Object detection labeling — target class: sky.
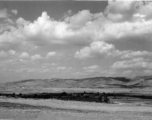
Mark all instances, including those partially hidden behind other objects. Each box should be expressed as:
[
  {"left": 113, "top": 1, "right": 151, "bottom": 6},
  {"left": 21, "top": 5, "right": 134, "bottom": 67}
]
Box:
[{"left": 0, "top": 0, "right": 152, "bottom": 82}]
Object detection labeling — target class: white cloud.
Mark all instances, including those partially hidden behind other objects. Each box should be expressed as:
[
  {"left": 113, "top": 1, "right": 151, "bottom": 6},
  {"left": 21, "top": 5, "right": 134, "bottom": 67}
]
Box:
[
  {"left": 0, "top": 9, "right": 8, "bottom": 18},
  {"left": 137, "top": 1, "right": 152, "bottom": 20},
  {"left": 104, "top": 0, "right": 152, "bottom": 22},
  {"left": 112, "top": 58, "right": 152, "bottom": 69},
  {"left": 144, "top": 69, "right": 152, "bottom": 75},
  {"left": 65, "top": 10, "right": 92, "bottom": 30},
  {"left": 46, "top": 51, "right": 56, "bottom": 58},
  {"left": 120, "top": 50, "right": 152, "bottom": 59},
  {"left": 16, "top": 17, "right": 30, "bottom": 26},
  {"left": 101, "top": 20, "right": 152, "bottom": 41},
  {"left": 0, "top": 51, "right": 7, "bottom": 57},
  {"left": 56, "top": 67, "right": 73, "bottom": 72},
  {"left": 102, "top": 1, "right": 152, "bottom": 45},
  {"left": 100, "top": 69, "right": 117, "bottom": 77},
  {"left": 22, "top": 11, "right": 76, "bottom": 46},
  {"left": 75, "top": 41, "right": 115, "bottom": 59},
  {"left": 1, "top": 6, "right": 152, "bottom": 53},
  {"left": 108, "top": 49, "right": 152, "bottom": 59},
  {"left": 20, "top": 52, "right": 30, "bottom": 59},
  {"left": 83, "top": 65, "right": 100, "bottom": 72},
  {"left": 83, "top": 65, "right": 99, "bottom": 70},
  {"left": 123, "top": 70, "right": 133, "bottom": 75},
  {"left": 11, "top": 9, "right": 18, "bottom": 15},
  {"left": 122, "top": 70, "right": 138, "bottom": 77},
  {"left": 31, "top": 54, "right": 42, "bottom": 60},
  {"left": 0, "top": 9, "right": 16, "bottom": 36},
  {"left": 75, "top": 47, "right": 91, "bottom": 59},
  {"left": 8, "top": 50, "right": 16, "bottom": 55},
  {"left": 51, "top": 63, "right": 56, "bottom": 66},
  {"left": 104, "top": 0, "right": 135, "bottom": 22},
  {"left": 75, "top": 40, "right": 152, "bottom": 59},
  {"left": 1, "top": 2, "right": 152, "bottom": 79},
  {"left": 57, "top": 67, "right": 66, "bottom": 70}
]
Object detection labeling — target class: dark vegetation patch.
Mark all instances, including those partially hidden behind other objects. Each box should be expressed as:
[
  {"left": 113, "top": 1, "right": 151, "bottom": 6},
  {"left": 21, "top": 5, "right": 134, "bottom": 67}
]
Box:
[
  {"left": 0, "top": 92, "right": 110, "bottom": 103},
  {"left": 1, "top": 91, "right": 152, "bottom": 104},
  {"left": 109, "top": 77, "right": 131, "bottom": 82}
]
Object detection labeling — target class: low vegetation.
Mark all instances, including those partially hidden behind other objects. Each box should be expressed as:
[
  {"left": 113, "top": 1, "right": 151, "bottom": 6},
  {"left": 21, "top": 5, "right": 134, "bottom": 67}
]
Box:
[{"left": 0, "top": 92, "right": 111, "bottom": 103}]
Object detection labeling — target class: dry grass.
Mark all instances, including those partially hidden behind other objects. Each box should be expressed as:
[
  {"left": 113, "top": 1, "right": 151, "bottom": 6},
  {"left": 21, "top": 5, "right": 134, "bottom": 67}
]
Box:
[
  {"left": 1, "top": 97, "right": 152, "bottom": 112},
  {"left": 0, "top": 97, "right": 152, "bottom": 120}
]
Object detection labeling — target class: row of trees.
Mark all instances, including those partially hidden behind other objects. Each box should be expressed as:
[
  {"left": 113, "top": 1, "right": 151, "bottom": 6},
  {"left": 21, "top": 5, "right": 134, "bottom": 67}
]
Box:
[{"left": 0, "top": 92, "right": 110, "bottom": 103}]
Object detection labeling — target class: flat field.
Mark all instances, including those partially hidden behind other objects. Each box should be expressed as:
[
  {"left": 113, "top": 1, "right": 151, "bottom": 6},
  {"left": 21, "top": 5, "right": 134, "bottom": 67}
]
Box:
[
  {"left": 0, "top": 96, "right": 152, "bottom": 120},
  {"left": 0, "top": 84, "right": 152, "bottom": 120}
]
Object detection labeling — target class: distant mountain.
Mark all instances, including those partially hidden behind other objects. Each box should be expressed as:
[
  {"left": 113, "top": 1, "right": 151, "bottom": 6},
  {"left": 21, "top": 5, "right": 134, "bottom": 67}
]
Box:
[
  {"left": 124, "top": 76, "right": 152, "bottom": 87},
  {"left": 0, "top": 76, "right": 152, "bottom": 93}
]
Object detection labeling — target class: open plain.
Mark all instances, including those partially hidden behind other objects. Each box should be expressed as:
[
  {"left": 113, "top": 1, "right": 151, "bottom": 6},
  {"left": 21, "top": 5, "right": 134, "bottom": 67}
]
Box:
[
  {"left": 0, "top": 77, "right": 152, "bottom": 120},
  {"left": 0, "top": 97, "right": 152, "bottom": 120},
  {"left": 1, "top": 0, "right": 152, "bottom": 119}
]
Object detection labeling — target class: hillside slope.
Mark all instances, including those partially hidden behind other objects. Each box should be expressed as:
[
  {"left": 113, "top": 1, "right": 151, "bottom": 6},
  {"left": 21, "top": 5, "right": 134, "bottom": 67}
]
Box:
[
  {"left": 125, "top": 76, "right": 152, "bottom": 87},
  {"left": 0, "top": 77, "right": 129, "bottom": 92},
  {"left": 0, "top": 76, "right": 152, "bottom": 93}
]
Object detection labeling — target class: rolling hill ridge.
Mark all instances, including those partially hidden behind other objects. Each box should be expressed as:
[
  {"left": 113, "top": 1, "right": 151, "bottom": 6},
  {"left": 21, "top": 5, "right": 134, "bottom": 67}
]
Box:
[{"left": 0, "top": 76, "right": 152, "bottom": 93}]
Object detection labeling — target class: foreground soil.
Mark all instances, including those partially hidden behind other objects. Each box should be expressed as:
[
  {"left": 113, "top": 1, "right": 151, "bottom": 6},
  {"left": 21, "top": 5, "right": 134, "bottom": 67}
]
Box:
[{"left": 0, "top": 98, "right": 152, "bottom": 120}]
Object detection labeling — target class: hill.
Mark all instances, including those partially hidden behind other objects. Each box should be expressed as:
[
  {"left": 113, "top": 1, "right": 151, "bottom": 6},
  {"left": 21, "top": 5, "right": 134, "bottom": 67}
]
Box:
[
  {"left": 0, "top": 76, "right": 152, "bottom": 93},
  {"left": 124, "top": 76, "right": 152, "bottom": 87}
]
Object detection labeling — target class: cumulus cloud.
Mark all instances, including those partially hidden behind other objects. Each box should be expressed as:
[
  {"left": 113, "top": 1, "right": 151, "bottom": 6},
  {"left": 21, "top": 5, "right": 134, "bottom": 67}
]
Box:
[
  {"left": 16, "top": 17, "right": 30, "bottom": 26},
  {"left": 1, "top": 3, "right": 152, "bottom": 53},
  {"left": 120, "top": 50, "right": 152, "bottom": 59},
  {"left": 100, "top": 20, "right": 152, "bottom": 41},
  {"left": 57, "top": 66, "right": 66, "bottom": 70},
  {"left": 0, "top": 9, "right": 16, "bottom": 35},
  {"left": 110, "top": 57, "right": 152, "bottom": 77},
  {"left": 136, "top": 1, "right": 152, "bottom": 20},
  {"left": 123, "top": 70, "right": 133, "bottom": 76},
  {"left": 83, "top": 65, "right": 100, "bottom": 72},
  {"left": 104, "top": 0, "right": 152, "bottom": 22},
  {"left": 31, "top": 54, "right": 42, "bottom": 60},
  {"left": 108, "top": 49, "right": 152, "bottom": 59},
  {"left": 0, "top": 51, "right": 8, "bottom": 58},
  {"left": 46, "top": 51, "right": 56, "bottom": 58},
  {"left": 99, "top": 1, "right": 152, "bottom": 45},
  {"left": 144, "top": 69, "right": 152, "bottom": 75},
  {"left": 112, "top": 58, "right": 152, "bottom": 69},
  {"left": 75, "top": 40, "right": 152, "bottom": 59},
  {"left": 11, "top": 9, "right": 18, "bottom": 15},
  {"left": 83, "top": 65, "right": 99, "bottom": 70},
  {"left": 0, "top": 9, "right": 9, "bottom": 18},
  {"left": 104, "top": 0, "right": 136, "bottom": 22},
  {"left": 1, "top": 1, "right": 152, "bottom": 79},
  {"left": 8, "top": 50, "right": 16, "bottom": 55},
  {"left": 20, "top": 52, "right": 30, "bottom": 59},
  {"left": 75, "top": 41, "right": 115, "bottom": 59},
  {"left": 56, "top": 67, "right": 73, "bottom": 72},
  {"left": 0, "top": 50, "right": 16, "bottom": 58},
  {"left": 65, "top": 10, "right": 92, "bottom": 30},
  {"left": 20, "top": 11, "right": 87, "bottom": 47}
]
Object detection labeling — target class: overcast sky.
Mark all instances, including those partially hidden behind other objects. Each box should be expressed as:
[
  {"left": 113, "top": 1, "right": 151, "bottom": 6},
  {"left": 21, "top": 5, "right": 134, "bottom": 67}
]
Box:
[{"left": 0, "top": 0, "right": 152, "bottom": 82}]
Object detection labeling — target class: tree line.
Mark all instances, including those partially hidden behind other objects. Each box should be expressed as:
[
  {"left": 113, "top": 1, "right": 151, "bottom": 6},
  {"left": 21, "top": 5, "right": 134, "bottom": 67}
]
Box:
[{"left": 0, "top": 92, "right": 111, "bottom": 103}]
